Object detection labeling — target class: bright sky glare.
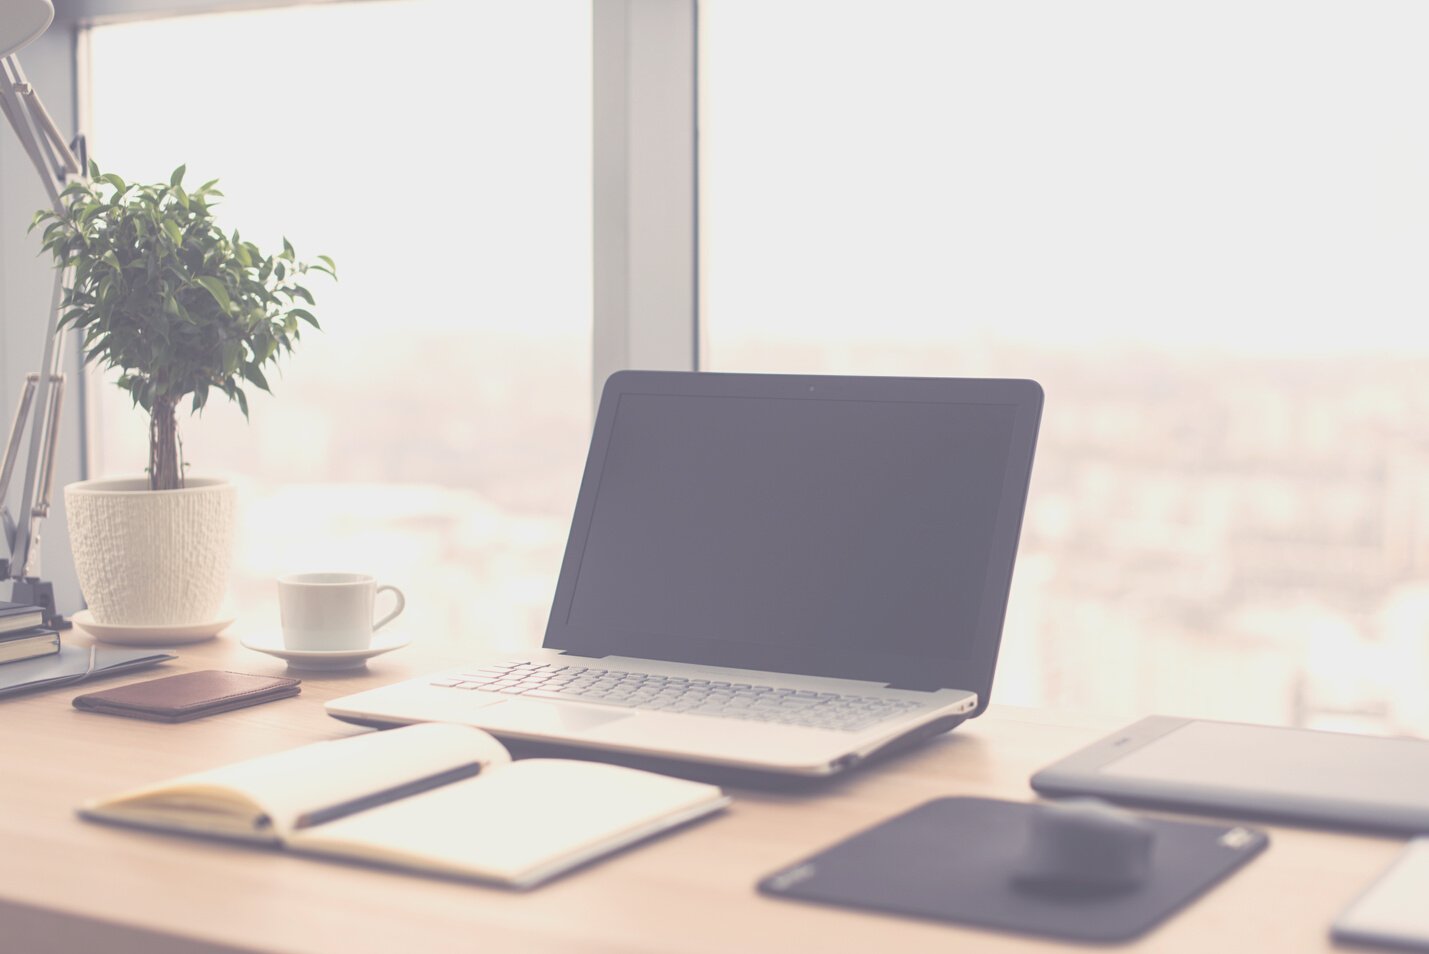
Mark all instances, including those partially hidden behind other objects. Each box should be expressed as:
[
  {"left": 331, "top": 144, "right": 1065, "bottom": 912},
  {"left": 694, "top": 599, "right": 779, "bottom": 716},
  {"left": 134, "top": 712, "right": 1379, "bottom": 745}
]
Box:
[
  {"left": 702, "top": 0, "right": 1429, "bottom": 356},
  {"left": 88, "top": 0, "right": 591, "bottom": 339}
]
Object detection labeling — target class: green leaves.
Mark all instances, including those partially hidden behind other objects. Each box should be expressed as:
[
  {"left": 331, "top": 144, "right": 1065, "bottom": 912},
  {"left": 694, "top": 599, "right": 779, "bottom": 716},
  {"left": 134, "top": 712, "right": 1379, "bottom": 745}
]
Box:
[
  {"left": 242, "top": 363, "right": 271, "bottom": 393},
  {"left": 195, "top": 276, "right": 231, "bottom": 314},
  {"left": 37, "top": 160, "right": 334, "bottom": 428},
  {"left": 289, "top": 308, "right": 320, "bottom": 330}
]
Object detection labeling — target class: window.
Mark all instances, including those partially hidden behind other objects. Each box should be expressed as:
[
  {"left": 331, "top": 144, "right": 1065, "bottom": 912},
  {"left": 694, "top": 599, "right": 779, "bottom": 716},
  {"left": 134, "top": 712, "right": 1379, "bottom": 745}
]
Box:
[
  {"left": 701, "top": 0, "right": 1429, "bottom": 732},
  {"left": 85, "top": 0, "right": 592, "bottom": 648}
]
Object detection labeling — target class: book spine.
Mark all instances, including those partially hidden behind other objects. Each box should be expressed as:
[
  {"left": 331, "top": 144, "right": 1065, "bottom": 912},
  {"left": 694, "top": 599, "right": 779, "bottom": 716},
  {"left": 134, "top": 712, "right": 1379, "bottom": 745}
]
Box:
[{"left": 0, "top": 631, "right": 62, "bottom": 664}]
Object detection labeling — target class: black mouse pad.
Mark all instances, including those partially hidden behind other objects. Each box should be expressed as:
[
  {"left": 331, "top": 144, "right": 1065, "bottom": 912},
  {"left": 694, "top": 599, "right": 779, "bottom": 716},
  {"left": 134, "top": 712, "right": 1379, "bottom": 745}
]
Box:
[{"left": 758, "top": 797, "right": 1268, "bottom": 943}]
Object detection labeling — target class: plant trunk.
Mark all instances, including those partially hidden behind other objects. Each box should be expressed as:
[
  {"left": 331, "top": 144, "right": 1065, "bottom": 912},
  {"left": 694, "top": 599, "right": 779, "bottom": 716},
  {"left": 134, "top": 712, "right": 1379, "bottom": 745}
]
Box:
[{"left": 149, "top": 396, "right": 184, "bottom": 491}]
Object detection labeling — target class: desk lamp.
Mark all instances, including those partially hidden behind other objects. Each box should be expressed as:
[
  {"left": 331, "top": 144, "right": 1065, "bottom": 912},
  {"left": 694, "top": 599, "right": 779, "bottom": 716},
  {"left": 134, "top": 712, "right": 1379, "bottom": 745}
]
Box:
[{"left": 0, "top": 0, "right": 85, "bottom": 627}]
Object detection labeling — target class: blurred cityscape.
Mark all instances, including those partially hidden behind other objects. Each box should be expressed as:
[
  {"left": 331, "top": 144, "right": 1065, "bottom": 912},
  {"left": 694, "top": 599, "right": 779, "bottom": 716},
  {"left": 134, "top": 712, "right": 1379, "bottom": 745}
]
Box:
[
  {"left": 717, "top": 339, "right": 1429, "bottom": 736},
  {"left": 93, "top": 333, "right": 1429, "bottom": 737}
]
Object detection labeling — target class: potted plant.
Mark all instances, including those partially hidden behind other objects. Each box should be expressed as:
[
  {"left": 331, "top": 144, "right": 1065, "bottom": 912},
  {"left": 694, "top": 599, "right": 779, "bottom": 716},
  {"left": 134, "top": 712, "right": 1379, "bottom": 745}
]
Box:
[{"left": 33, "top": 163, "right": 333, "bottom": 630}]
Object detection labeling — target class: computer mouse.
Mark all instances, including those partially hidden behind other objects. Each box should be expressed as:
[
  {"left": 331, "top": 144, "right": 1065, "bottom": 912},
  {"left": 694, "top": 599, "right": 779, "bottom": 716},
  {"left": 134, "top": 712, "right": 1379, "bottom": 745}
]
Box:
[{"left": 1010, "top": 798, "right": 1154, "bottom": 896}]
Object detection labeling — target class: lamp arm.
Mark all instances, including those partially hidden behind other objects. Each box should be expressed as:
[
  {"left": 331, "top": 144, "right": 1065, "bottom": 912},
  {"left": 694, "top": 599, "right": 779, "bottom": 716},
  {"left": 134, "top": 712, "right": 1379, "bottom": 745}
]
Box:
[
  {"left": 20, "top": 70, "right": 80, "bottom": 181},
  {"left": 2, "top": 259, "right": 67, "bottom": 584},
  {"left": 32, "top": 271, "right": 70, "bottom": 532},
  {"left": 0, "top": 50, "right": 83, "bottom": 628},
  {"left": 0, "top": 55, "right": 77, "bottom": 213},
  {"left": 0, "top": 376, "right": 40, "bottom": 520}
]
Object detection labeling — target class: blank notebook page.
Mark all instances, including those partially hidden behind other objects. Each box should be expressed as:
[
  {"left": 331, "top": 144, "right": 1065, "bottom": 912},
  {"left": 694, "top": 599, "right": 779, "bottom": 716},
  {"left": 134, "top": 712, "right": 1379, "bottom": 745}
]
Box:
[{"left": 287, "top": 759, "right": 725, "bottom": 885}]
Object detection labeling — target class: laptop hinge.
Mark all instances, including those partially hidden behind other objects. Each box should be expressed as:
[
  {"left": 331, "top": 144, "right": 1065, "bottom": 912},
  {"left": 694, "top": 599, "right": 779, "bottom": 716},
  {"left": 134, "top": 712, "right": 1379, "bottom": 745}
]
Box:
[
  {"left": 558, "top": 650, "right": 609, "bottom": 659},
  {"left": 883, "top": 681, "right": 943, "bottom": 693}
]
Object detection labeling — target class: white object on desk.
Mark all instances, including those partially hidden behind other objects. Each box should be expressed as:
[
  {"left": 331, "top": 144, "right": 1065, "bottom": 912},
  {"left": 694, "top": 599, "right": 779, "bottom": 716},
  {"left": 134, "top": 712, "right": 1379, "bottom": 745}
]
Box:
[
  {"left": 1333, "top": 837, "right": 1429, "bottom": 951},
  {"left": 241, "top": 630, "right": 410, "bottom": 671},
  {"left": 65, "top": 477, "right": 239, "bottom": 627},
  {"left": 79, "top": 722, "right": 730, "bottom": 889},
  {"left": 72, "top": 609, "right": 236, "bottom": 646},
  {"left": 277, "top": 572, "right": 405, "bottom": 651}
]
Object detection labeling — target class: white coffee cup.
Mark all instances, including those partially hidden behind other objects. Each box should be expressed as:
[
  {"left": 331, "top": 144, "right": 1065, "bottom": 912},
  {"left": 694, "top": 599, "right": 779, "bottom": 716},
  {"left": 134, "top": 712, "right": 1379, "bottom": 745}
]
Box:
[{"left": 277, "top": 572, "right": 405, "bottom": 651}]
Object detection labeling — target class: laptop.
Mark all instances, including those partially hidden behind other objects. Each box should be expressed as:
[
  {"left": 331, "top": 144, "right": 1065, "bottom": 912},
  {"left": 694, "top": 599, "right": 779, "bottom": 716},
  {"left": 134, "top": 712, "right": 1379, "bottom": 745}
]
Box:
[{"left": 327, "top": 371, "right": 1043, "bottom": 777}]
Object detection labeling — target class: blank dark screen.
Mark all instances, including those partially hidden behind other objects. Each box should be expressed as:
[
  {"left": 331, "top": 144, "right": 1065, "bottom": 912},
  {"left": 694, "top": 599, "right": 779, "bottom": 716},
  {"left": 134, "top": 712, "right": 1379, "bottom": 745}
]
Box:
[{"left": 565, "top": 393, "right": 1018, "bottom": 659}]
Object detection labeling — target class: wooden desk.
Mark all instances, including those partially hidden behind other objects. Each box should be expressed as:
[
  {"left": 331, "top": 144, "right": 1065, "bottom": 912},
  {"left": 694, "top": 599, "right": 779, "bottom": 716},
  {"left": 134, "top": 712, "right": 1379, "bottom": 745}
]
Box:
[{"left": 0, "top": 629, "right": 1402, "bottom": 954}]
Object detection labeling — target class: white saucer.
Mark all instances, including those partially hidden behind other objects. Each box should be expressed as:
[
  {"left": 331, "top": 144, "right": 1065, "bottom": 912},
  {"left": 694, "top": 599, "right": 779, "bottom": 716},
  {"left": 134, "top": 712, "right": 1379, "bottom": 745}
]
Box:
[
  {"left": 72, "top": 609, "right": 237, "bottom": 646},
  {"left": 240, "top": 632, "right": 411, "bottom": 671}
]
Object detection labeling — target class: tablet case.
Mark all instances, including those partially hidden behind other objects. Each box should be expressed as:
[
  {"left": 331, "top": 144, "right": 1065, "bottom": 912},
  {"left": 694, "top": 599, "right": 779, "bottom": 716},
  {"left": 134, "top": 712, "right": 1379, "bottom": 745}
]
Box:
[
  {"left": 73, "top": 670, "right": 301, "bottom": 722},
  {"left": 758, "top": 797, "right": 1268, "bottom": 943}
]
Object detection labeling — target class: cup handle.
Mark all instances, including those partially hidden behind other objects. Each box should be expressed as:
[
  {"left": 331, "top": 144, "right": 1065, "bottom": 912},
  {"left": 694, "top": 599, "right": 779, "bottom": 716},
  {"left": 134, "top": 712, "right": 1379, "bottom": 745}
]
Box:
[{"left": 373, "top": 585, "right": 406, "bottom": 632}]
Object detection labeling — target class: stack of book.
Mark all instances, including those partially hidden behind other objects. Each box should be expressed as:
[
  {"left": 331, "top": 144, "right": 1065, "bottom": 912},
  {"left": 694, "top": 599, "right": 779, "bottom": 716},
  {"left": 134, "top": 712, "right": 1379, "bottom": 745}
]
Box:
[{"left": 0, "top": 600, "right": 61, "bottom": 665}]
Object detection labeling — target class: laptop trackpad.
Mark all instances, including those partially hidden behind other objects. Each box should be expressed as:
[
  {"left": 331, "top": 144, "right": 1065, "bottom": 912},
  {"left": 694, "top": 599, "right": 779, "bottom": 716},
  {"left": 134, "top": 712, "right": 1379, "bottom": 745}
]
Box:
[{"left": 475, "top": 699, "right": 634, "bottom": 735}]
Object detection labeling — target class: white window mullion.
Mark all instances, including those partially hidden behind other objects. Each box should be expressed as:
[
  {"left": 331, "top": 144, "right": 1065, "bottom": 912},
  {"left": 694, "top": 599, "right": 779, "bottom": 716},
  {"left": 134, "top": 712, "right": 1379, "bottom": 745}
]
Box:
[{"left": 592, "top": 0, "right": 698, "bottom": 406}]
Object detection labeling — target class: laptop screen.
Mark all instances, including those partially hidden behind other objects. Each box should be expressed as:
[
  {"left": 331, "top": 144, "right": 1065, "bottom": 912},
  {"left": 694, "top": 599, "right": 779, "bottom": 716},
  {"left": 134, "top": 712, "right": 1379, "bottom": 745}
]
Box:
[{"left": 545, "top": 373, "right": 1042, "bottom": 696}]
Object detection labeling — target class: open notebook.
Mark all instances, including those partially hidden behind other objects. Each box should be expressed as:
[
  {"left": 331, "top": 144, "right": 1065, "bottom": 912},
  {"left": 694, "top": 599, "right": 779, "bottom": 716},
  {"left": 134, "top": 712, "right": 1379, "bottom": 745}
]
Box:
[{"left": 79, "top": 722, "right": 730, "bottom": 889}]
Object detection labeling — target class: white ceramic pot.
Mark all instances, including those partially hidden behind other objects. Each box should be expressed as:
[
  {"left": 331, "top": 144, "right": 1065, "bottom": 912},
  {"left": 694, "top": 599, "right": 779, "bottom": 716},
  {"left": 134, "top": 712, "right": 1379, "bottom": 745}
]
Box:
[{"left": 64, "top": 475, "right": 237, "bottom": 626}]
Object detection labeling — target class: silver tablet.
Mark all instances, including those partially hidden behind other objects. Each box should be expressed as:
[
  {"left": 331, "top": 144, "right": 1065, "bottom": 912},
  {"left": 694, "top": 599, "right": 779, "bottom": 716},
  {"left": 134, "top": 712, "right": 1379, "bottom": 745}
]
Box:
[{"left": 1031, "top": 716, "right": 1429, "bottom": 834}]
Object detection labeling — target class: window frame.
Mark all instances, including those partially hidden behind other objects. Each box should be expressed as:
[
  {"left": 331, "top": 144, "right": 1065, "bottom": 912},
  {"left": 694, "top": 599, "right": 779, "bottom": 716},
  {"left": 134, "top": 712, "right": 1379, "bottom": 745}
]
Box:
[{"left": 592, "top": 0, "right": 700, "bottom": 404}]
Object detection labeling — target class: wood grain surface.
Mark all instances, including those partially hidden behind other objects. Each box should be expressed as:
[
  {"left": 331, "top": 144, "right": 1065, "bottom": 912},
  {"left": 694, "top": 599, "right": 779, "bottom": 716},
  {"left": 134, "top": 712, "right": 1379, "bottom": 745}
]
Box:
[{"left": 0, "top": 625, "right": 1401, "bottom": 953}]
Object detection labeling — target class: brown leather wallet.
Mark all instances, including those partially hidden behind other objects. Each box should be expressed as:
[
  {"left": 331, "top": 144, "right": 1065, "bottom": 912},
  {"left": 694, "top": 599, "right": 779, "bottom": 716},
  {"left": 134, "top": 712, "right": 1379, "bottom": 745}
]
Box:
[{"left": 73, "top": 670, "right": 301, "bottom": 722}]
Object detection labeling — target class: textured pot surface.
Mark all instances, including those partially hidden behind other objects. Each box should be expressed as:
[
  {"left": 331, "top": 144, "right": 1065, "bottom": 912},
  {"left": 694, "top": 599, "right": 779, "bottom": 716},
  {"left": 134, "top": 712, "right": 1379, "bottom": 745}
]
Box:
[{"left": 65, "top": 476, "right": 237, "bottom": 626}]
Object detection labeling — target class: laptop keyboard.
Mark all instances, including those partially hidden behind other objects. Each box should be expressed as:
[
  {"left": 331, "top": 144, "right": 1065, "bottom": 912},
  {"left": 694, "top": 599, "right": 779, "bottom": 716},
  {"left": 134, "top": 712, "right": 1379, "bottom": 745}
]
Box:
[{"left": 430, "top": 661, "right": 926, "bottom": 733}]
